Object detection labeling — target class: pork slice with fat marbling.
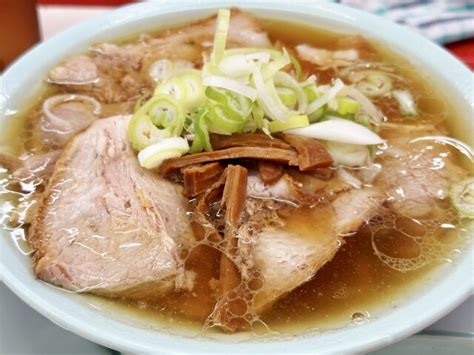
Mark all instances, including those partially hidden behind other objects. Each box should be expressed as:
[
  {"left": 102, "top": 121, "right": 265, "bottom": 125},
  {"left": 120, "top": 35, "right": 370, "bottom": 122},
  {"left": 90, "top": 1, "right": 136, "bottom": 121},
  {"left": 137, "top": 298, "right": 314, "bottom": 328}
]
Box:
[
  {"left": 39, "top": 96, "right": 102, "bottom": 149},
  {"left": 48, "top": 10, "right": 271, "bottom": 104},
  {"left": 207, "top": 174, "right": 384, "bottom": 326},
  {"left": 250, "top": 183, "right": 385, "bottom": 314},
  {"left": 29, "top": 115, "right": 192, "bottom": 300},
  {"left": 376, "top": 123, "right": 468, "bottom": 218}
]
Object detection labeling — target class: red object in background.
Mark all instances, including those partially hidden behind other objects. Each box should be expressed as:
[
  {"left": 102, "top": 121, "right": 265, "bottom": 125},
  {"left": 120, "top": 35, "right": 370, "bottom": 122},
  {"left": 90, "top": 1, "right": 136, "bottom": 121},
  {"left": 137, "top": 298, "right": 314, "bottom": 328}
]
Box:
[
  {"left": 37, "top": 0, "right": 474, "bottom": 70},
  {"left": 0, "top": 0, "right": 40, "bottom": 71},
  {"left": 38, "top": 0, "right": 137, "bottom": 5},
  {"left": 446, "top": 39, "right": 474, "bottom": 70}
]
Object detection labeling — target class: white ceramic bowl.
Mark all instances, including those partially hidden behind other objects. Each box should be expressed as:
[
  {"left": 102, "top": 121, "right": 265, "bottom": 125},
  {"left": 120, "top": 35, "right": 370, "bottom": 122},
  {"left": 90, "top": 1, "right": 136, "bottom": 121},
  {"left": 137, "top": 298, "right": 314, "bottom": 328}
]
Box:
[{"left": 1, "top": 1, "right": 473, "bottom": 353}]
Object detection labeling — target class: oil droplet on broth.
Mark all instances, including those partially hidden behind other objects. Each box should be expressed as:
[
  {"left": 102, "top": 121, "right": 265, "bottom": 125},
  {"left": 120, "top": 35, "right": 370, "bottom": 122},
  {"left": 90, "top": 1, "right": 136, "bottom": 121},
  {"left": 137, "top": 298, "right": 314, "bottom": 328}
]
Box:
[{"left": 351, "top": 311, "right": 370, "bottom": 325}]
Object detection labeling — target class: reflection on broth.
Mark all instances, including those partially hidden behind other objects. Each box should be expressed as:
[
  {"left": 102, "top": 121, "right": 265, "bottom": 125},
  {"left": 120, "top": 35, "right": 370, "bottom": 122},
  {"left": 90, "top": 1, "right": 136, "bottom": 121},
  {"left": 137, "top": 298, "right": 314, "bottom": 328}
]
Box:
[{"left": 0, "top": 9, "right": 472, "bottom": 336}]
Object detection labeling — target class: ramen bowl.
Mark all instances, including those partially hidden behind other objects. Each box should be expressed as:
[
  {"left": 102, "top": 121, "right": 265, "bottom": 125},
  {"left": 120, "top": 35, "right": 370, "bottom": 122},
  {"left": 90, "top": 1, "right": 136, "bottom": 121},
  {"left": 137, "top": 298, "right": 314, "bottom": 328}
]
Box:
[{"left": 1, "top": 1, "right": 473, "bottom": 353}]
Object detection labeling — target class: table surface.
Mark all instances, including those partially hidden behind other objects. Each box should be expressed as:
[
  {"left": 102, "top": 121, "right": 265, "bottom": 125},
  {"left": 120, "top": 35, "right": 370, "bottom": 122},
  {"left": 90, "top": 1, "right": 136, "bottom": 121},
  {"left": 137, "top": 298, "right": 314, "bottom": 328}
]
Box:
[{"left": 1, "top": 4, "right": 472, "bottom": 355}]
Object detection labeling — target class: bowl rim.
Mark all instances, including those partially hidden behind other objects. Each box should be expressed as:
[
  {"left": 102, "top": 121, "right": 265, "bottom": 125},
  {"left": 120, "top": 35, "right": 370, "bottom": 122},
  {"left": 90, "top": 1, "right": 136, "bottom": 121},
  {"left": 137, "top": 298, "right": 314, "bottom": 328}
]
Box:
[{"left": 1, "top": 0, "right": 473, "bottom": 353}]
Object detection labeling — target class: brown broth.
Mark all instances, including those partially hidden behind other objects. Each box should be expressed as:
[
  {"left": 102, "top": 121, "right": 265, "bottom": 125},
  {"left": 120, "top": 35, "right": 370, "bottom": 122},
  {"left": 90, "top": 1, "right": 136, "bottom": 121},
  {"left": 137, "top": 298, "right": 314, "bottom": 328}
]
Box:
[
  {"left": 262, "top": 224, "right": 431, "bottom": 332},
  {"left": 1, "top": 16, "right": 472, "bottom": 337}
]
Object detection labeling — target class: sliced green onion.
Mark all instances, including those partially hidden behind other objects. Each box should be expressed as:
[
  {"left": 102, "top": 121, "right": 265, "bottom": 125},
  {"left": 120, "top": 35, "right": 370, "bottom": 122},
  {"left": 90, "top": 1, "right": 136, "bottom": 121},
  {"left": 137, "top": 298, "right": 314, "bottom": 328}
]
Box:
[
  {"left": 392, "top": 89, "right": 417, "bottom": 116},
  {"left": 261, "top": 48, "right": 291, "bottom": 80},
  {"left": 289, "top": 53, "right": 302, "bottom": 81},
  {"left": 337, "top": 97, "right": 361, "bottom": 115},
  {"left": 303, "top": 83, "right": 321, "bottom": 103},
  {"left": 354, "top": 112, "right": 371, "bottom": 127},
  {"left": 299, "top": 75, "right": 316, "bottom": 88},
  {"left": 252, "top": 66, "right": 291, "bottom": 121},
  {"left": 149, "top": 59, "right": 173, "bottom": 83},
  {"left": 218, "top": 52, "right": 271, "bottom": 78},
  {"left": 285, "top": 118, "right": 384, "bottom": 145},
  {"left": 128, "top": 113, "right": 169, "bottom": 151},
  {"left": 178, "top": 70, "right": 206, "bottom": 110},
  {"left": 190, "top": 108, "right": 212, "bottom": 153},
  {"left": 342, "top": 86, "right": 384, "bottom": 125},
  {"left": 306, "top": 79, "right": 345, "bottom": 115},
  {"left": 148, "top": 59, "right": 193, "bottom": 83},
  {"left": 355, "top": 71, "right": 392, "bottom": 98},
  {"left": 324, "top": 112, "right": 356, "bottom": 121},
  {"left": 138, "top": 137, "right": 189, "bottom": 169},
  {"left": 205, "top": 86, "right": 229, "bottom": 104},
  {"left": 203, "top": 75, "right": 257, "bottom": 101},
  {"left": 276, "top": 87, "right": 298, "bottom": 107},
  {"left": 211, "top": 9, "right": 231, "bottom": 66},
  {"left": 224, "top": 47, "right": 282, "bottom": 57},
  {"left": 274, "top": 71, "right": 308, "bottom": 113},
  {"left": 155, "top": 70, "right": 205, "bottom": 110},
  {"left": 327, "top": 97, "right": 338, "bottom": 111},
  {"left": 450, "top": 177, "right": 474, "bottom": 219},
  {"left": 208, "top": 103, "right": 246, "bottom": 134},
  {"left": 252, "top": 105, "right": 265, "bottom": 128},
  {"left": 142, "top": 94, "right": 184, "bottom": 136},
  {"left": 268, "top": 115, "right": 309, "bottom": 133},
  {"left": 155, "top": 76, "right": 188, "bottom": 102},
  {"left": 189, "top": 136, "right": 203, "bottom": 154},
  {"left": 205, "top": 86, "right": 253, "bottom": 121},
  {"left": 308, "top": 107, "right": 325, "bottom": 123}
]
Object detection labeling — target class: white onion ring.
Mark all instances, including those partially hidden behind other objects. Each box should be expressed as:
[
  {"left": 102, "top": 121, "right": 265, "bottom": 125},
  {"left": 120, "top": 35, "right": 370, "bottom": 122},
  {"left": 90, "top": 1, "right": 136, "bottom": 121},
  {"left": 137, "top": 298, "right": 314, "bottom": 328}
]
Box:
[
  {"left": 287, "top": 118, "right": 384, "bottom": 145},
  {"left": 299, "top": 75, "right": 317, "bottom": 87},
  {"left": 273, "top": 71, "right": 308, "bottom": 113},
  {"left": 42, "top": 94, "right": 101, "bottom": 126},
  {"left": 342, "top": 85, "right": 384, "bottom": 125},
  {"left": 203, "top": 75, "right": 257, "bottom": 101},
  {"left": 306, "top": 78, "right": 345, "bottom": 114}
]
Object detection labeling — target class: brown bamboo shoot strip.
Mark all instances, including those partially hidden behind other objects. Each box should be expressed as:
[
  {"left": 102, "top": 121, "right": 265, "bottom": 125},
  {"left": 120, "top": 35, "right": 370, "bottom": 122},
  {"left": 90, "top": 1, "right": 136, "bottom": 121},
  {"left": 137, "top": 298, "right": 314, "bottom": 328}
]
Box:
[
  {"left": 215, "top": 165, "right": 249, "bottom": 332},
  {"left": 160, "top": 147, "right": 298, "bottom": 176},
  {"left": 281, "top": 134, "right": 333, "bottom": 171},
  {"left": 210, "top": 133, "right": 292, "bottom": 150},
  {"left": 311, "top": 167, "right": 334, "bottom": 181},
  {"left": 191, "top": 171, "right": 227, "bottom": 243},
  {"left": 182, "top": 162, "right": 224, "bottom": 198},
  {"left": 258, "top": 161, "right": 284, "bottom": 185}
]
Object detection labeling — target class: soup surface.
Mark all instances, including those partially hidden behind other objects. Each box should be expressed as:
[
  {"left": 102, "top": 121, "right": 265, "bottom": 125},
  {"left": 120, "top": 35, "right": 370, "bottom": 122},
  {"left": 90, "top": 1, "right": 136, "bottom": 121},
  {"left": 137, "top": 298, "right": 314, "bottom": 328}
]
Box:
[{"left": 0, "top": 10, "right": 472, "bottom": 336}]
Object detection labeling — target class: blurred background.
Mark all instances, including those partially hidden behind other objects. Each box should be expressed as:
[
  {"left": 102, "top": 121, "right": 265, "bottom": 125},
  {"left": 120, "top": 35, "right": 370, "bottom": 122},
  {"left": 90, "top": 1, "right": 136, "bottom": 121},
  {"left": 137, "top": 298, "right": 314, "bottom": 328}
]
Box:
[{"left": 0, "top": 0, "right": 473, "bottom": 71}]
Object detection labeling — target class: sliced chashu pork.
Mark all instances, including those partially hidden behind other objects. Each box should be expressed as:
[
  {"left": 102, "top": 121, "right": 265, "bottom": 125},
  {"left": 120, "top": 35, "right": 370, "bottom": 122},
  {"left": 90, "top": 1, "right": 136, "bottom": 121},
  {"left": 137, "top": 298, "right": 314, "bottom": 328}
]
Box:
[
  {"left": 208, "top": 174, "right": 384, "bottom": 329},
  {"left": 48, "top": 10, "right": 271, "bottom": 103},
  {"left": 11, "top": 151, "right": 61, "bottom": 183},
  {"left": 29, "top": 115, "right": 192, "bottom": 299},
  {"left": 377, "top": 123, "right": 468, "bottom": 218},
  {"left": 249, "top": 179, "right": 384, "bottom": 314},
  {"left": 40, "top": 99, "right": 100, "bottom": 149}
]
